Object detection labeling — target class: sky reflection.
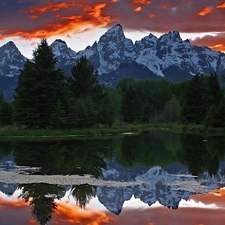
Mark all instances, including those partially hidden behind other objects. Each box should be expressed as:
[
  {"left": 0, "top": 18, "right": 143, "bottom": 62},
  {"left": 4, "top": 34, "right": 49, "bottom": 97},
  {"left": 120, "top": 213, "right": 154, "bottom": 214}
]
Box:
[{"left": 0, "top": 188, "right": 225, "bottom": 225}]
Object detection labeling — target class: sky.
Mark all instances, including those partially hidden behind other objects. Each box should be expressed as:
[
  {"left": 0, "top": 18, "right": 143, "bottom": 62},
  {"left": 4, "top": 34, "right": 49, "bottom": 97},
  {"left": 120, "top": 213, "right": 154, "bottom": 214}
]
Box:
[
  {"left": 0, "top": 0, "right": 225, "bottom": 58},
  {"left": 1, "top": 188, "right": 225, "bottom": 225}
]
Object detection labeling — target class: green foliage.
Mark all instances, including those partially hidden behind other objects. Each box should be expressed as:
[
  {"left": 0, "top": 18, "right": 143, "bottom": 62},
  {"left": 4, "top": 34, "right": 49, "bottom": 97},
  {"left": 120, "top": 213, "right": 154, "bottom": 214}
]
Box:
[
  {"left": 217, "top": 99, "right": 225, "bottom": 126},
  {"left": 116, "top": 77, "right": 136, "bottom": 91},
  {"left": 14, "top": 39, "right": 67, "bottom": 129},
  {"left": 11, "top": 45, "right": 225, "bottom": 129},
  {"left": 162, "top": 94, "right": 181, "bottom": 122},
  {"left": 204, "top": 104, "right": 219, "bottom": 127},
  {"left": 121, "top": 84, "right": 142, "bottom": 123},
  {"left": 70, "top": 56, "right": 103, "bottom": 99},
  {"left": 50, "top": 99, "right": 66, "bottom": 129},
  {"left": 0, "top": 92, "right": 12, "bottom": 126},
  {"left": 75, "top": 97, "right": 97, "bottom": 127},
  {"left": 19, "top": 183, "right": 59, "bottom": 225},
  {"left": 207, "top": 73, "right": 223, "bottom": 107},
  {"left": 181, "top": 75, "right": 208, "bottom": 124}
]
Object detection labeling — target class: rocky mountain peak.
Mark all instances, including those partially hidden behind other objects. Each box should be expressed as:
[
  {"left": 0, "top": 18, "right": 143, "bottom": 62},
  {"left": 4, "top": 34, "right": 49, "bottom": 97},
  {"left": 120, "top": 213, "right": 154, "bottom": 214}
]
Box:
[
  {"left": 99, "top": 23, "right": 125, "bottom": 45},
  {"left": 105, "top": 24, "right": 124, "bottom": 36},
  {"left": 1, "top": 24, "right": 225, "bottom": 100},
  {"left": 0, "top": 41, "right": 27, "bottom": 74},
  {"left": 159, "top": 30, "right": 182, "bottom": 43},
  {"left": 51, "top": 39, "right": 76, "bottom": 57},
  {"left": 0, "top": 41, "right": 23, "bottom": 57}
]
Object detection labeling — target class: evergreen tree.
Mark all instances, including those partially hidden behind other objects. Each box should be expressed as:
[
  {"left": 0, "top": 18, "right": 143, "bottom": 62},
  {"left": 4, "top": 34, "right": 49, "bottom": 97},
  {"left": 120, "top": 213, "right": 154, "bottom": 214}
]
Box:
[
  {"left": 217, "top": 99, "right": 225, "bottom": 127},
  {"left": 181, "top": 75, "right": 208, "bottom": 124},
  {"left": 50, "top": 99, "right": 66, "bottom": 129},
  {"left": 207, "top": 73, "right": 222, "bottom": 107},
  {"left": 14, "top": 60, "right": 37, "bottom": 127},
  {"left": 162, "top": 94, "right": 181, "bottom": 122},
  {"left": 14, "top": 39, "right": 67, "bottom": 129},
  {"left": 70, "top": 56, "right": 103, "bottom": 100},
  {"left": 204, "top": 104, "right": 219, "bottom": 127},
  {"left": 0, "top": 92, "right": 12, "bottom": 126},
  {"left": 97, "top": 92, "right": 117, "bottom": 126},
  {"left": 69, "top": 56, "right": 111, "bottom": 127},
  {"left": 121, "top": 85, "right": 142, "bottom": 123},
  {"left": 151, "top": 79, "right": 173, "bottom": 116}
]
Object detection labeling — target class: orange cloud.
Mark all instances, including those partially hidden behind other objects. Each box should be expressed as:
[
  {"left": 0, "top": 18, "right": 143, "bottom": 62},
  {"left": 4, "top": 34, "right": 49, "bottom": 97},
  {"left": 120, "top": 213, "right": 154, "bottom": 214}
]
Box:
[
  {"left": 216, "top": 2, "right": 225, "bottom": 9},
  {"left": 162, "top": 3, "right": 170, "bottom": 9},
  {"left": 149, "top": 12, "right": 156, "bottom": 18},
  {"left": 2, "top": 189, "right": 225, "bottom": 225},
  {"left": 134, "top": 6, "right": 142, "bottom": 12},
  {"left": 210, "top": 44, "right": 225, "bottom": 52},
  {"left": 191, "top": 33, "right": 225, "bottom": 53},
  {"left": 0, "top": 2, "right": 113, "bottom": 41},
  {"left": 87, "top": 3, "right": 108, "bottom": 18},
  {"left": 197, "top": 6, "right": 213, "bottom": 16},
  {"left": 30, "top": 15, "right": 38, "bottom": 19},
  {"left": 27, "top": 2, "right": 77, "bottom": 14},
  {"left": 0, "top": 196, "right": 27, "bottom": 207},
  {"left": 190, "top": 188, "right": 225, "bottom": 206},
  {"left": 53, "top": 200, "right": 114, "bottom": 225},
  {"left": 28, "top": 219, "right": 37, "bottom": 224},
  {"left": 132, "top": 0, "right": 152, "bottom": 4}
]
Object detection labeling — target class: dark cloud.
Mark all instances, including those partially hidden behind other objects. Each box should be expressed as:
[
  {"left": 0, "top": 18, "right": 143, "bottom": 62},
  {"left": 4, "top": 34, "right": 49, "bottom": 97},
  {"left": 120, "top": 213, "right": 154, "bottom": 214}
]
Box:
[
  {"left": 191, "top": 32, "right": 225, "bottom": 52},
  {"left": 0, "top": 0, "right": 225, "bottom": 51}
]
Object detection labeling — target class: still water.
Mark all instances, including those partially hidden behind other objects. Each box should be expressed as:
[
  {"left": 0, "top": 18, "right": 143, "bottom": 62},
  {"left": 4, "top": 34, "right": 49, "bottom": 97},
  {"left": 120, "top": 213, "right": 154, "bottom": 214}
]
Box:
[{"left": 1, "top": 130, "right": 225, "bottom": 225}]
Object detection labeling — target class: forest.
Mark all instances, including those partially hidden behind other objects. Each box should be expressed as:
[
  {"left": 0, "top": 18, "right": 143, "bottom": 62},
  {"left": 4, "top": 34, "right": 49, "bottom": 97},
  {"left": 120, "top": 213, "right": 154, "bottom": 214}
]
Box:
[{"left": 0, "top": 38, "right": 224, "bottom": 129}]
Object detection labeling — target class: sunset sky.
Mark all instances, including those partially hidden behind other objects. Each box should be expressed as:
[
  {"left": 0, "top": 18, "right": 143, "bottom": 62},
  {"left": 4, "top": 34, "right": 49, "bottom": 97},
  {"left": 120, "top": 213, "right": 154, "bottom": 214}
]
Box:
[
  {"left": 1, "top": 188, "right": 225, "bottom": 225},
  {"left": 0, "top": 0, "right": 225, "bottom": 58}
]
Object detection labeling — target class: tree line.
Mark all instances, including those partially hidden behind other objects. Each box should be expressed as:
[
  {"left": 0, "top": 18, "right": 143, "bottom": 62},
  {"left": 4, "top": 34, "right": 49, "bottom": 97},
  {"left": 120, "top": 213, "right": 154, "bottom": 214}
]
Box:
[{"left": 0, "top": 38, "right": 224, "bottom": 129}]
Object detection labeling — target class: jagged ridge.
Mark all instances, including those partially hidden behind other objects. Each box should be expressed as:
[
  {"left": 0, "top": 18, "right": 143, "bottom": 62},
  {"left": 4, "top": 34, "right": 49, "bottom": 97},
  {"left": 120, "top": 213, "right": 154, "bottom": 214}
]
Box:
[{"left": 1, "top": 24, "right": 225, "bottom": 99}]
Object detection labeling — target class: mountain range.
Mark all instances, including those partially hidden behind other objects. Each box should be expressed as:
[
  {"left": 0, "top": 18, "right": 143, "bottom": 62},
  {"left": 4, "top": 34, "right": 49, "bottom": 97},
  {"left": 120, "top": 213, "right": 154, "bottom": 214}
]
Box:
[
  {"left": 1, "top": 156, "right": 225, "bottom": 215},
  {"left": 1, "top": 24, "right": 225, "bottom": 99}
]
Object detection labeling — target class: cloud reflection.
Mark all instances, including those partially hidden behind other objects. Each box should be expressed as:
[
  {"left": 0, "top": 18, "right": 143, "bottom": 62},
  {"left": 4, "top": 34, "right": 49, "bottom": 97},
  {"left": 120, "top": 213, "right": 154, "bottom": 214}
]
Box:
[{"left": 1, "top": 187, "right": 225, "bottom": 225}]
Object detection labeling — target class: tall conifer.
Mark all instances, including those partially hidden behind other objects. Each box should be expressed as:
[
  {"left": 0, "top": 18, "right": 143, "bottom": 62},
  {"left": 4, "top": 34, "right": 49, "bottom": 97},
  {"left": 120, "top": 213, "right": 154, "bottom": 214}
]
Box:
[{"left": 14, "top": 39, "right": 66, "bottom": 129}]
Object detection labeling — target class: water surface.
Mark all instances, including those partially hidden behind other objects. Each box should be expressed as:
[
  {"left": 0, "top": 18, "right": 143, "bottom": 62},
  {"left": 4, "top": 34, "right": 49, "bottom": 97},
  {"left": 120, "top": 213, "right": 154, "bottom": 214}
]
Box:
[{"left": 0, "top": 130, "right": 225, "bottom": 225}]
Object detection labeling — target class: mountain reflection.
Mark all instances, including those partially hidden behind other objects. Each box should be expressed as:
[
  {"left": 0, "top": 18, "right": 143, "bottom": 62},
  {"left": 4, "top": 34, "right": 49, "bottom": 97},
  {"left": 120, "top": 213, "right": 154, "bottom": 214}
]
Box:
[
  {"left": 19, "top": 183, "right": 62, "bottom": 225},
  {"left": 1, "top": 131, "right": 225, "bottom": 224}
]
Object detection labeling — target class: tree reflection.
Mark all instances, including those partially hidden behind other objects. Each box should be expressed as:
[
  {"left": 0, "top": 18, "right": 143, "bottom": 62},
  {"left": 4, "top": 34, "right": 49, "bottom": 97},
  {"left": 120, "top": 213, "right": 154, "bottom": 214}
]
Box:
[
  {"left": 179, "top": 134, "right": 225, "bottom": 176},
  {"left": 12, "top": 139, "right": 113, "bottom": 178},
  {"left": 10, "top": 132, "right": 225, "bottom": 178},
  {"left": 117, "top": 131, "right": 179, "bottom": 168},
  {"left": 70, "top": 184, "right": 95, "bottom": 208},
  {"left": 117, "top": 131, "right": 225, "bottom": 176},
  {"left": 19, "top": 183, "right": 64, "bottom": 225},
  {"left": 0, "top": 141, "right": 14, "bottom": 158}
]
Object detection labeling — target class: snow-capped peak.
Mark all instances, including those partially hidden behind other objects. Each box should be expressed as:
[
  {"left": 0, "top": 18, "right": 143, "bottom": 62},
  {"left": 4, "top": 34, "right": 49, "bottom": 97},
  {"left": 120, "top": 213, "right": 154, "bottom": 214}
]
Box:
[
  {"left": 4, "top": 41, "right": 17, "bottom": 48},
  {"left": 51, "top": 39, "right": 76, "bottom": 64},
  {"left": 159, "top": 30, "right": 181, "bottom": 42},
  {"left": 104, "top": 24, "right": 124, "bottom": 36}
]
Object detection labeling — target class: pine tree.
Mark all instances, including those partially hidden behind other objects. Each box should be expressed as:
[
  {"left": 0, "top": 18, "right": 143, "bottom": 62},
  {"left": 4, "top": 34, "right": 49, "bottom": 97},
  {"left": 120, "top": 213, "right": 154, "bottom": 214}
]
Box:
[
  {"left": 70, "top": 56, "right": 103, "bottom": 100},
  {"left": 14, "top": 39, "right": 67, "bottom": 129},
  {"left": 162, "top": 94, "right": 181, "bottom": 122},
  {"left": 0, "top": 92, "right": 12, "bottom": 126},
  {"left": 121, "top": 85, "right": 142, "bottom": 123},
  {"left": 14, "top": 60, "right": 37, "bottom": 127},
  {"left": 50, "top": 99, "right": 66, "bottom": 129},
  {"left": 69, "top": 56, "right": 107, "bottom": 126},
  {"left": 181, "top": 75, "right": 208, "bottom": 124},
  {"left": 204, "top": 104, "right": 219, "bottom": 127},
  {"left": 207, "top": 73, "right": 222, "bottom": 107},
  {"left": 217, "top": 99, "right": 225, "bottom": 127}
]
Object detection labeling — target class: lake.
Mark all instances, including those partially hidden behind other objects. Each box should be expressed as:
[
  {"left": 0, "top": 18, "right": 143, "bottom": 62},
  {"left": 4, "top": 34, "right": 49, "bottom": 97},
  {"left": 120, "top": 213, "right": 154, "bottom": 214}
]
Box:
[{"left": 0, "top": 130, "right": 225, "bottom": 225}]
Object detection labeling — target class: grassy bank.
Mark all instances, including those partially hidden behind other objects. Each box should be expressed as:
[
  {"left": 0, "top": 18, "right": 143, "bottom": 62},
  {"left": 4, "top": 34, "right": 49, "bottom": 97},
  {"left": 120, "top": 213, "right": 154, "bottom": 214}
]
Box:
[{"left": 0, "top": 123, "right": 225, "bottom": 139}]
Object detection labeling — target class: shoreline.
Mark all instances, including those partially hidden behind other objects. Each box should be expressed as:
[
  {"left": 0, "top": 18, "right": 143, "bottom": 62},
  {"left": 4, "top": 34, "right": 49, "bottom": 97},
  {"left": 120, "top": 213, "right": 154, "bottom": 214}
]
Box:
[{"left": 0, "top": 123, "right": 225, "bottom": 140}]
